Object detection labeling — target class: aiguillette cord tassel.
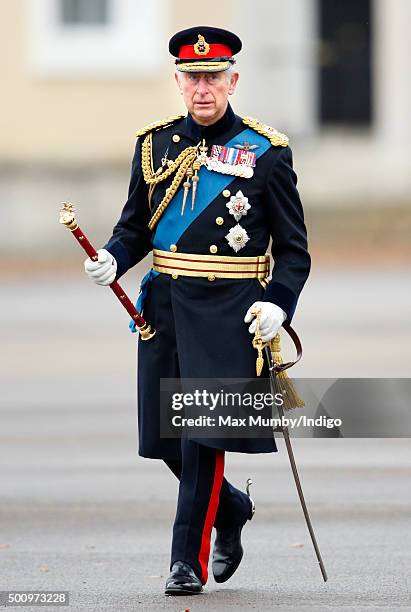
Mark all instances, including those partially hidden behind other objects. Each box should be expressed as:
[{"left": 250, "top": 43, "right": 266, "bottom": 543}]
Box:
[
  {"left": 191, "top": 160, "right": 201, "bottom": 210},
  {"left": 181, "top": 167, "right": 193, "bottom": 215}
]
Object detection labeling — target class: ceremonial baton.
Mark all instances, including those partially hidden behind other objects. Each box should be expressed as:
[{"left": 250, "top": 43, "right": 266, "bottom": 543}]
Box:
[
  {"left": 59, "top": 202, "right": 155, "bottom": 341},
  {"left": 252, "top": 309, "right": 328, "bottom": 582}
]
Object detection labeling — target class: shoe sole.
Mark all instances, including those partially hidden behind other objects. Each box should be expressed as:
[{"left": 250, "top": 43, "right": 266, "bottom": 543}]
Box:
[{"left": 165, "top": 586, "right": 203, "bottom": 596}]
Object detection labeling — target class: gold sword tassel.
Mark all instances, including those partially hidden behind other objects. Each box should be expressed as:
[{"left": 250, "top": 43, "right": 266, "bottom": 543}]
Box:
[{"left": 251, "top": 307, "right": 266, "bottom": 377}]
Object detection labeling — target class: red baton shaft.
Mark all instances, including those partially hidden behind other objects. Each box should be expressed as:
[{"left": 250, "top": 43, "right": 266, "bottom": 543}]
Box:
[{"left": 59, "top": 202, "right": 155, "bottom": 341}]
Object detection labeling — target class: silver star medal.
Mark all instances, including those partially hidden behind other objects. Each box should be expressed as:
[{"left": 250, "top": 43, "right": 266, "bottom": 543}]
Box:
[
  {"left": 225, "top": 224, "right": 250, "bottom": 253},
  {"left": 226, "top": 190, "right": 251, "bottom": 221}
]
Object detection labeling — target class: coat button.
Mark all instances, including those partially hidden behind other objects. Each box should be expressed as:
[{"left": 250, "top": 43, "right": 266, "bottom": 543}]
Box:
[
  {"left": 222, "top": 189, "right": 231, "bottom": 198},
  {"left": 172, "top": 134, "right": 180, "bottom": 143},
  {"left": 208, "top": 274, "right": 216, "bottom": 281},
  {"left": 209, "top": 245, "right": 218, "bottom": 254},
  {"left": 170, "top": 244, "right": 177, "bottom": 252},
  {"left": 215, "top": 217, "right": 224, "bottom": 226},
  {"left": 171, "top": 272, "right": 178, "bottom": 279}
]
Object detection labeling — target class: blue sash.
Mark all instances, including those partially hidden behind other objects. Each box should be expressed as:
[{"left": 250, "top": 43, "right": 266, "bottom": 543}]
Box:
[
  {"left": 130, "top": 127, "right": 270, "bottom": 332},
  {"left": 129, "top": 268, "right": 159, "bottom": 333},
  {"left": 153, "top": 128, "right": 270, "bottom": 250}
]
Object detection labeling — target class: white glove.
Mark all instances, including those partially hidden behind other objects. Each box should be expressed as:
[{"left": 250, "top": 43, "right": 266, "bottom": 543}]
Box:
[
  {"left": 84, "top": 249, "right": 117, "bottom": 286},
  {"left": 244, "top": 301, "right": 287, "bottom": 342}
]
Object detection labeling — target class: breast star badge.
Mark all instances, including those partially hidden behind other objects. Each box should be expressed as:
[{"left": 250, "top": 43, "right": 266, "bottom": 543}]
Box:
[
  {"left": 226, "top": 190, "right": 251, "bottom": 221},
  {"left": 225, "top": 224, "right": 250, "bottom": 253}
]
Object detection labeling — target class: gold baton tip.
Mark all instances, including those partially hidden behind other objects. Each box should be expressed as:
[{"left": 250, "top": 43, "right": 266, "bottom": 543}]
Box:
[{"left": 59, "top": 202, "right": 78, "bottom": 230}]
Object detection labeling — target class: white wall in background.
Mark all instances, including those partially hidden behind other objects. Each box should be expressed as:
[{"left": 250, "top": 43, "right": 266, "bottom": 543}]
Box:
[{"left": 28, "top": 0, "right": 167, "bottom": 77}]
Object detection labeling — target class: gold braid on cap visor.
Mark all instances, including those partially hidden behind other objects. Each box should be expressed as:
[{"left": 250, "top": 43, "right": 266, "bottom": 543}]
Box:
[{"left": 176, "top": 60, "right": 233, "bottom": 72}]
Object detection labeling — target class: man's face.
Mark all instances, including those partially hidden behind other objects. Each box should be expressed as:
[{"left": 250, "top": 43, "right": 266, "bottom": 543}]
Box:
[{"left": 175, "top": 70, "right": 239, "bottom": 126}]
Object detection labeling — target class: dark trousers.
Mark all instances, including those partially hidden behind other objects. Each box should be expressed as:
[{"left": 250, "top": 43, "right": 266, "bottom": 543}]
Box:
[{"left": 165, "top": 438, "right": 252, "bottom": 584}]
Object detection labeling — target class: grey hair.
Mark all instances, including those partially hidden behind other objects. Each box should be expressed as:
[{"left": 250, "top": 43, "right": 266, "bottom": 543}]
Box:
[{"left": 225, "top": 67, "right": 235, "bottom": 81}]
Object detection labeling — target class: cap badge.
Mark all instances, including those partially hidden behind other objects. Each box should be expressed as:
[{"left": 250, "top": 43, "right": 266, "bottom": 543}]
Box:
[{"left": 194, "top": 34, "right": 210, "bottom": 56}]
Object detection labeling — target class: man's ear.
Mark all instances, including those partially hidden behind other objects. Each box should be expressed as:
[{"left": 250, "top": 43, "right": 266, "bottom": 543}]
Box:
[
  {"left": 228, "top": 71, "right": 240, "bottom": 95},
  {"left": 174, "top": 72, "right": 182, "bottom": 93}
]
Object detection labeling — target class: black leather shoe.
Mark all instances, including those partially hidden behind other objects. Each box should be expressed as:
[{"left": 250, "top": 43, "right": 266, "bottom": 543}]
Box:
[
  {"left": 165, "top": 561, "right": 203, "bottom": 596},
  {"left": 212, "top": 478, "right": 255, "bottom": 583}
]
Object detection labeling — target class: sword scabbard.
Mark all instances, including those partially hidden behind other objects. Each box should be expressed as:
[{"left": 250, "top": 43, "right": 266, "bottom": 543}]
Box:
[{"left": 264, "top": 341, "right": 328, "bottom": 582}]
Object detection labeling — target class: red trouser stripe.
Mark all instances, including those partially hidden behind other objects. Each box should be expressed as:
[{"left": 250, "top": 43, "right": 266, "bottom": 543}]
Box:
[{"left": 198, "top": 450, "right": 225, "bottom": 583}]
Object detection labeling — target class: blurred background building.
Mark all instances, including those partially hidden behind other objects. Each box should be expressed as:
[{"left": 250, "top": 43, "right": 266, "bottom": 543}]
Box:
[{"left": 0, "top": 0, "right": 410, "bottom": 261}]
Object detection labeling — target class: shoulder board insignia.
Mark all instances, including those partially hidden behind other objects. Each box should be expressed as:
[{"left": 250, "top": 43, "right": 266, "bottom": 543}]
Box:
[
  {"left": 242, "top": 116, "right": 289, "bottom": 147},
  {"left": 136, "top": 115, "right": 185, "bottom": 138}
]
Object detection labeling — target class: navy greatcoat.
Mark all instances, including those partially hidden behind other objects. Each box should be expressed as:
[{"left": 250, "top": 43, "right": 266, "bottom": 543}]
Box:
[{"left": 104, "top": 104, "right": 311, "bottom": 460}]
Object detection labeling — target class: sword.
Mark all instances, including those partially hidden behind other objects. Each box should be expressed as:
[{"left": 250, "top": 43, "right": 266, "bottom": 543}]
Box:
[
  {"left": 59, "top": 202, "right": 155, "bottom": 341},
  {"left": 264, "top": 330, "right": 328, "bottom": 582},
  {"left": 251, "top": 309, "right": 327, "bottom": 582}
]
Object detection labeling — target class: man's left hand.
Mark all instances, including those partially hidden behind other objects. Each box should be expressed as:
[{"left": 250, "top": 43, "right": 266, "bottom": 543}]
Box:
[{"left": 244, "top": 301, "right": 287, "bottom": 342}]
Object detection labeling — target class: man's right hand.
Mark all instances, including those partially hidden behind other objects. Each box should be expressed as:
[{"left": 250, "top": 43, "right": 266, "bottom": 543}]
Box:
[{"left": 84, "top": 249, "right": 117, "bottom": 286}]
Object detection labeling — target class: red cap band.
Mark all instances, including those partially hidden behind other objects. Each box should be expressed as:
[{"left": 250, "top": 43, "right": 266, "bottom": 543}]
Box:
[{"left": 178, "top": 43, "right": 232, "bottom": 60}]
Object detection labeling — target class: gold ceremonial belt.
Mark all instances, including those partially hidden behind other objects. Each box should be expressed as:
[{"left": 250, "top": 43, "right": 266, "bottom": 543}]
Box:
[{"left": 152, "top": 249, "right": 270, "bottom": 280}]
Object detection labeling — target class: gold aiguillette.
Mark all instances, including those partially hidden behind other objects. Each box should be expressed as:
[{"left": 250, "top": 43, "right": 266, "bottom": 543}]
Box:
[{"left": 180, "top": 139, "right": 208, "bottom": 215}]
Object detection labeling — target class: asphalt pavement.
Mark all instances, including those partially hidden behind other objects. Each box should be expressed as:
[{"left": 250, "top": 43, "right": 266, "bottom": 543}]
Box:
[{"left": 0, "top": 265, "right": 410, "bottom": 611}]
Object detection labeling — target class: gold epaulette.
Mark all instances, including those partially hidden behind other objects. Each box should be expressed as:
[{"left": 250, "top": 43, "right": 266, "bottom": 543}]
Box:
[
  {"left": 136, "top": 115, "right": 185, "bottom": 138},
  {"left": 242, "top": 116, "right": 289, "bottom": 147}
]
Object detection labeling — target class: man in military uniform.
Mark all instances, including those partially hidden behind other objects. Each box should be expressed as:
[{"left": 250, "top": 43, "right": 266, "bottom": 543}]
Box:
[{"left": 85, "top": 26, "right": 310, "bottom": 595}]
